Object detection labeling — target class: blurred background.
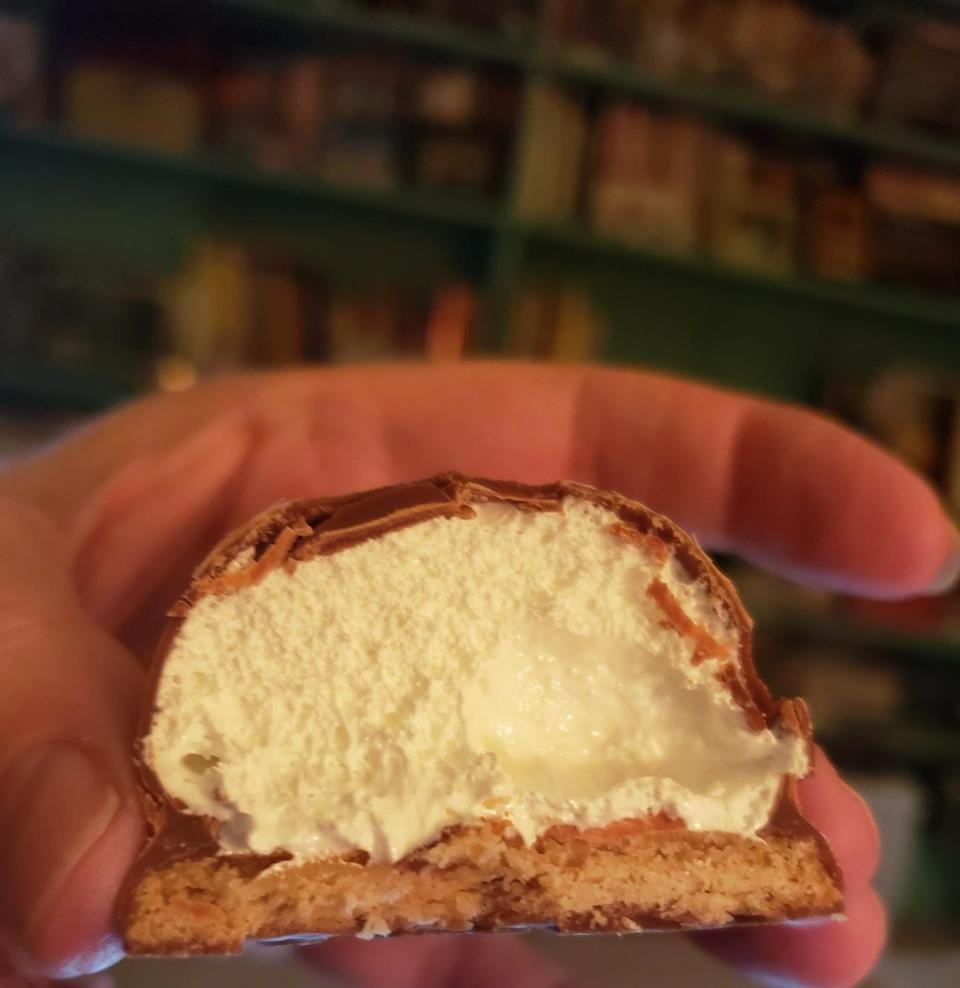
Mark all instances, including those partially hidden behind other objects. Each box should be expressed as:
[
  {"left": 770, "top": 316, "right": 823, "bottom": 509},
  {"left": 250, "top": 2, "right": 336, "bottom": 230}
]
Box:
[{"left": 0, "top": 1, "right": 959, "bottom": 985}]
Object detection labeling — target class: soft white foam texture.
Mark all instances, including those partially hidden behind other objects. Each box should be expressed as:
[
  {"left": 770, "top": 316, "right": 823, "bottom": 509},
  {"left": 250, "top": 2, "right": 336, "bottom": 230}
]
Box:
[{"left": 147, "top": 499, "right": 807, "bottom": 863}]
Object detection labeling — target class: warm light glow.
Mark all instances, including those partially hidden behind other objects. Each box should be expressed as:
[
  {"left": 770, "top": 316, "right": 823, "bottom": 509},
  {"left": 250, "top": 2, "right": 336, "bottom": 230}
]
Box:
[{"left": 156, "top": 356, "right": 198, "bottom": 393}]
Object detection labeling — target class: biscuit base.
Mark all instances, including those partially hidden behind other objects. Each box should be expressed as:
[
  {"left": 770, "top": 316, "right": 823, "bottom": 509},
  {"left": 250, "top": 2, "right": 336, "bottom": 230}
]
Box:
[{"left": 124, "top": 820, "right": 843, "bottom": 954}]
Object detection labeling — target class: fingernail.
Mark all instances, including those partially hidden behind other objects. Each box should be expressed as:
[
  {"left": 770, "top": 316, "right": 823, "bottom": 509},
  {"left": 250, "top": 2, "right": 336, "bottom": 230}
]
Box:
[
  {"left": 0, "top": 743, "right": 120, "bottom": 948},
  {"left": 928, "top": 527, "right": 960, "bottom": 593}
]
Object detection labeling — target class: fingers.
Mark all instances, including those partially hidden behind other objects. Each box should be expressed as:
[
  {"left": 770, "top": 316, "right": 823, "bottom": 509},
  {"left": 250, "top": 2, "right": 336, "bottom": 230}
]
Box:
[
  {"left": 318, "top": 362, "right": 957, "bottom": 597},
  {"left": 3, "top": 363, "right": 954, "bottom": 600},
  {"left": 697, "top": 885, "right": 886, "bottom": 988},
  {"left": 566, "top": 366, "right": 957, "bottom": 598},
  {"left": 715, "top": 397, "right": 959, "bottom": 598},
  {"left": 67, "top": 394, "right": 391, "bottom": 649},
  {"left": 223, "top": 382, "right": 390, "bottom": 524},
  {"left": 70, "top": 415, "right": 252, "bottom": 635},
  {"left": 0, "top": 497, "right": 143, "bottom": 978},
  {"left": 796, "top": 749, "right": 880, "bottom": 893},
  {"left": 694, "top": 749, "right": 885, "bottom": 988},
  {"left": 300, "top": 934, "right": 577, "bottom": 988}
]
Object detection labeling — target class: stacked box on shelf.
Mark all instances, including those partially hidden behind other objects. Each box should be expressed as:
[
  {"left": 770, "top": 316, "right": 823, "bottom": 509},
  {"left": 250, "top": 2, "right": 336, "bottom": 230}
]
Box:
[
  {"left": 588, "top": 105, "right": 703, "bottom": 253},
  {"left": 166, "top": 240, "right": 475, "bottom": 372},
  {"left": 410, "top": 66, "right": 518, "bottom": 196},
  {"left": 211, "top": 53, "right": 403, "bottom": 186},
  {"left": 542, "top": 0, "right": 875, "bottom": 121},
  {"left": 724, "top": 0, "right": 872, "bottom": 117},
  {"left": 582, "top": 105, "right": 803, "bottom": 277},
  {"left": 873, "top": 16, "right": 960, "bottom": 136},
  {"left": 62, "top": 30, "right": 209, "bottom": 155},
  {"left": 211, "top": 62, "right": 275, "bottom": 164},
  {"left": 703, "top": 135, "right": 798, "bottom": 276},
  {"left": 213, "top": 49, "right": 519, "bottom": 196},
  {"left": 318, "top": 55, "right": 402, "bottom": 188},
  {"left": 563, "top": 90, "right": 960, "bottom": 291},
  {"left": 66, "top": 62, "right": 204, "bottom": 154},
  {"left": 799, "top": 160, "right": 871, "bottom": 283},
  {"left": 508, "top": 283, "right": 604, "bottom": 361},
  {"left": 867, "top": 167, "right": 960, "bottom": 296}
]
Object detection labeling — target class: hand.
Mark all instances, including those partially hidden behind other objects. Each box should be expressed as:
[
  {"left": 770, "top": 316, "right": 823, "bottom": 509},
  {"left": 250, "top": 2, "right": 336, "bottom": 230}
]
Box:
[{"left": 1, "top": 362, "right": 954, "bottom": 987}]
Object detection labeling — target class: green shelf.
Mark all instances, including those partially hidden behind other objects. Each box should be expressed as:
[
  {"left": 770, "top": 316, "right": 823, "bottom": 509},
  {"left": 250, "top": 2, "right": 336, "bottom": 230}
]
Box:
[
  {"left": 0, "top": 126, "right": 503, "bottom": 233},
  {"left": 4, "top": 125, "right": 959, "bottom": 332},
  {"left": 537, "top": 53, "right": 960, "bottom": 172},
  {"left": 523, "top": 221, "right": 960, "bottom": 330},
  {"left": 213, "top": 0, "right": 530, "bottom": 66},
  {"left": 761, "top": 611, "right": 960, "bottom": 662}
]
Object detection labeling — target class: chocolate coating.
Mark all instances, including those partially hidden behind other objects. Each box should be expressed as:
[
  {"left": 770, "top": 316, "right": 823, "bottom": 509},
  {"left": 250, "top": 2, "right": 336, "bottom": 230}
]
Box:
[{"left": 121, "top": 474, "right": 837, "bottom": 934}]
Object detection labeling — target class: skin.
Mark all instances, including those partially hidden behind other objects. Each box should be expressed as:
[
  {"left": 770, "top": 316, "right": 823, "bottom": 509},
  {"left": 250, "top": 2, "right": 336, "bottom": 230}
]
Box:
[{"left": 0, "top": 361, "right": 953, "bottom": 987}]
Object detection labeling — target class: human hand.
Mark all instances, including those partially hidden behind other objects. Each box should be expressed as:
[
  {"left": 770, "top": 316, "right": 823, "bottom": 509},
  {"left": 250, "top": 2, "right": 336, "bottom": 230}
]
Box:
[{"left": 1, "top": 362, "right": 954, "bottom": 986}]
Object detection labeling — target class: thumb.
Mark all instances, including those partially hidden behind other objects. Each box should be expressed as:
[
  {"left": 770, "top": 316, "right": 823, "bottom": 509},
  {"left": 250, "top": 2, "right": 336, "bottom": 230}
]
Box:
[{"left": 0, "top": 495, "right": 143, "bottom": 978}]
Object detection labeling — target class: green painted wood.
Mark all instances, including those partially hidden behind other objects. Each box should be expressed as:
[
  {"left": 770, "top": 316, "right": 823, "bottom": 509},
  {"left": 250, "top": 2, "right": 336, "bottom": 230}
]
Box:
[
  {"left": 523, "top": 222, "right": 960, "bottom": 330},
  {"left": 5, "top": 126, "right": 960, "bottom": 395},
  {"left": 536, "top": 56, "right": 960, "bottom": 172},
  {"left": 481, "top": 228, "right": 523, "bottom": 351},
  {"left": 0, "top": 128, "right": 503, "bottom": 231},
  {"left": 479, "top": 4, "right": 546, "bottom": 352},
  {"left": 519, "top": 235, "right": 960, "bottom": 403},
  {"left": 211, "top": 0, "right": 531, "bottom": 65},
  {"left": 0, "top": 127, "right": 496, "bottom": 286},
  {"left": 0, "top": 131, "right": 203, "bottom": 273}
]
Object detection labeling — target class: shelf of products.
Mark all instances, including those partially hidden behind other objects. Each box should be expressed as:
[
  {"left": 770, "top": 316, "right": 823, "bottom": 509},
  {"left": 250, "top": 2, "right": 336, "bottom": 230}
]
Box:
[
  {"left": 5, "top": 124, "right": 960, "bottom": 333},
  {"left": 537, "top": 55, "right": 960, "bottom": 172},
  {"left": 0, "top": 239, "right": 477, "bottom": 411},
  {"left": 208, "top": 0, "right": 960, "bottom": 169},
  {"left": 2, "top": 0, "right": 958, "bottom": 349},
  {"left": 0, "top": 126, "right": 504, "bottom": 232},
  {"left": 524, "top": 220, "right": 960, "bottom": 329},
  {"left": 3, "top": 141, "right": 957, "bottom": 352}
]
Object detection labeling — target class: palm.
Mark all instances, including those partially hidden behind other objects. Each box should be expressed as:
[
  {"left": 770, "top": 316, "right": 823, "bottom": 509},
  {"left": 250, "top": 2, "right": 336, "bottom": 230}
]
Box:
[{"left": 1, "top": 362, "right": 944, "bottom": 987}]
